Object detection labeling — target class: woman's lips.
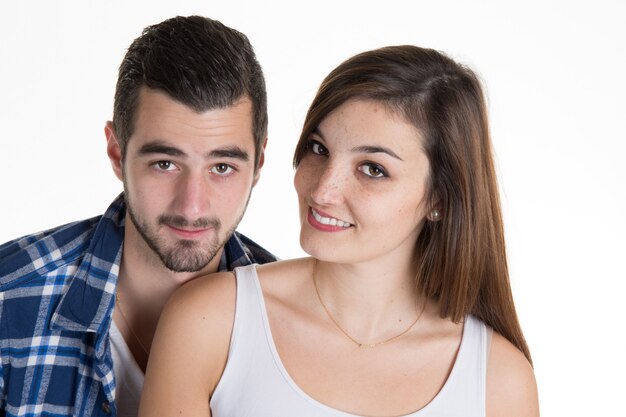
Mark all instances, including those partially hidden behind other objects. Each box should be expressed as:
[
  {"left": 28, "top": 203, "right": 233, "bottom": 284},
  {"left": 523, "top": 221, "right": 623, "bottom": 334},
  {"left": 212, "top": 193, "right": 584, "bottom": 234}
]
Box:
[{"left": 308, "top": 207, "right": 353, "bottom": 232}]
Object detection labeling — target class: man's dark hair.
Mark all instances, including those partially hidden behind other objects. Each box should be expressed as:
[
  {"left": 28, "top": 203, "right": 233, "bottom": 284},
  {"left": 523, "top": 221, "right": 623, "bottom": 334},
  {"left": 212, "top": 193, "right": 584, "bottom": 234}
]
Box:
[{"left": 113, "top": 15, "right": 267, "bottom": 167}]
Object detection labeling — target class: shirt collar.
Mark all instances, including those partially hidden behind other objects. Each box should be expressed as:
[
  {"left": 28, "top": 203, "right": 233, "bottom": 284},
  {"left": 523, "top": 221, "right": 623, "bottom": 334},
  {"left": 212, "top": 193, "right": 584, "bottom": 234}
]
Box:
[
  {"left": 51, "top": 194, "right": 126, "bottom": 337},
  {"left": 218, "top": 231, "right": 255, "bottom": 272}
]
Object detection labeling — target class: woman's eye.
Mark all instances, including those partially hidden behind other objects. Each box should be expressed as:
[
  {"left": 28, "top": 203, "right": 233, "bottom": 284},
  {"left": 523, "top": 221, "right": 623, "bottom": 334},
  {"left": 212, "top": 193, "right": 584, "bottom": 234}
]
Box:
[
  {"left": 154, "top": 161, "right": 176, "bottom": 171},
  {"left": 210, "top": 163, "right": 234, "bottom": 175},
  {"left": 309, "top": 140, "right": 329, "bottom": 156},
  {"left": 358, "top": 163, "right": 387, "bottom": 178}
]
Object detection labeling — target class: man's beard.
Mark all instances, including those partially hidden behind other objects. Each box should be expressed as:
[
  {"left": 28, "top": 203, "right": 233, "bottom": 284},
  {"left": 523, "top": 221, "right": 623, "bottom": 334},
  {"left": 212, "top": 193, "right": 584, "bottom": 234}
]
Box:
[{"left": 126, "top": 199, "right": 238, "bottom": 273}]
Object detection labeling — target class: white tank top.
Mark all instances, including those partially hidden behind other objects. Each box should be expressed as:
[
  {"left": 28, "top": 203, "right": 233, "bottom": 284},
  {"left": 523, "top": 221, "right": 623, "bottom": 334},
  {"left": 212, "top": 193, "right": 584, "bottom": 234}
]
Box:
[
  {"left": 211, "top": 264, "right": 491, "bottom": 417},
  {"left": 110, "top": 320, "right": 144, "bottom": 417}
]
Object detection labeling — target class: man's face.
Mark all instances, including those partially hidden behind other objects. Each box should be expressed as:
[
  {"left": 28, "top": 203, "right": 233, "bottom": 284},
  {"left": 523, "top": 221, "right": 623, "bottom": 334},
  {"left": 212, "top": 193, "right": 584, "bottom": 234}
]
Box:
[{"left": 108, "top": 88, "right": 262, "bottom": 273}]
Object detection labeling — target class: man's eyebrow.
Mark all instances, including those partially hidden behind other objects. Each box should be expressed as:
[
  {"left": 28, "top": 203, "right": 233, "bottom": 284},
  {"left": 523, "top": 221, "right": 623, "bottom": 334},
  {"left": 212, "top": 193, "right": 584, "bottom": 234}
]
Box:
[
  {"left": 208, "top": 146, "right": 250, "bottom": 161},
  {"left": 351, "top": 145, "right": 404, "bottom": 161},
  {"left": 136, "top": 142, "right": 249, "bottom": 162},
  {"left": 137, "top": 142, "right": 187, "bottom": 158}
]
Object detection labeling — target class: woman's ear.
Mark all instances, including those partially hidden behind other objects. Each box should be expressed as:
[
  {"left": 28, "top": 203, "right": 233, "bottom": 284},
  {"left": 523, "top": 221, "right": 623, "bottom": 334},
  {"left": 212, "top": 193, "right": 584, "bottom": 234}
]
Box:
[{"left": 427, "top": 208, "right": 443, "bottom": 222}]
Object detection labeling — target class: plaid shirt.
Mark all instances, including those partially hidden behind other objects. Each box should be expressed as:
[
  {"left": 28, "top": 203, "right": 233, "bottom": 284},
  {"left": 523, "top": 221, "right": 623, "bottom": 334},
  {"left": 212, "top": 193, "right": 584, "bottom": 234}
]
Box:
[{"left": 0, "top": 194, "right": 276, "bottom": 417}]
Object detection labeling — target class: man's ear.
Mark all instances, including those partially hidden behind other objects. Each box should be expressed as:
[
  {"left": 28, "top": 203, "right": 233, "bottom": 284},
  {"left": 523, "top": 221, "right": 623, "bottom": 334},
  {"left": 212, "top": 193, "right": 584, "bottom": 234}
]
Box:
[
  {"left": 252, "top": 137, "right": 268, "bottom": 187},
  {"left": 105, "top": 121, "right": 124, "bottom": 181}
]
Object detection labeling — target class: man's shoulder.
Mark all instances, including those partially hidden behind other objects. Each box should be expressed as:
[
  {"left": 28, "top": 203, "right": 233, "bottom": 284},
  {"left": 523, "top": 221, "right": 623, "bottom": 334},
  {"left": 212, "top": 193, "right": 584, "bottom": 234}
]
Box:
[
  {"left": 0, "top": 216, "right": 110, "bottom": 415},
  {"left": 1, "top": 194, "right": 126, "bottom": 291},
  {"left": 0, "top": 216, "right": 102, "bottom": 290},
  {"left": 233, "top": 231, "right": 278, "bottom": 265}
]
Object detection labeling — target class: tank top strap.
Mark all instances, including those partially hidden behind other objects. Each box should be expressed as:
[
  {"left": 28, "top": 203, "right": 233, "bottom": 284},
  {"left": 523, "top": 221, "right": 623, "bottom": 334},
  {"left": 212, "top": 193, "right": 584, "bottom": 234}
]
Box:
[
  {"left": 224, "top": 264, "right": 265, "bottom": 360},
  {"left": 210, "top": 264, "right": 271, "bottom": 414},
  {"left": 420, "top": 315, "right": 491, "bottom": 416}
]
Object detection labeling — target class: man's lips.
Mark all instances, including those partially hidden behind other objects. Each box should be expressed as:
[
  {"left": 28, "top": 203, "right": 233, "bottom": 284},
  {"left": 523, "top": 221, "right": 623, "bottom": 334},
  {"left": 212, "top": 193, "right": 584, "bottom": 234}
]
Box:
[{"left": 165, "top": 224, "right": 212, "bottom": 239}]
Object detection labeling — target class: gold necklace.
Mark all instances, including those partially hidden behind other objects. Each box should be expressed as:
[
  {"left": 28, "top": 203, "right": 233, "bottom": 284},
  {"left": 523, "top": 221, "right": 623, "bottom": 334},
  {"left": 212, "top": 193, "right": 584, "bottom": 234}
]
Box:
[
  {"left": 115, "top": 293, "right": 150, "bottom": 355},
  {"left": 312, "top": 263, "right": 425, "bottom": 348}
]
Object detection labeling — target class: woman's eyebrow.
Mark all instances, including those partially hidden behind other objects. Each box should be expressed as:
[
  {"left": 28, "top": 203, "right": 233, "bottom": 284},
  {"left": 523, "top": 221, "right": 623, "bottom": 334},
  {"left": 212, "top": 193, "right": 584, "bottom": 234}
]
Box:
[{"left": 351, "top": 145, "right": 403, "bottom": 161}]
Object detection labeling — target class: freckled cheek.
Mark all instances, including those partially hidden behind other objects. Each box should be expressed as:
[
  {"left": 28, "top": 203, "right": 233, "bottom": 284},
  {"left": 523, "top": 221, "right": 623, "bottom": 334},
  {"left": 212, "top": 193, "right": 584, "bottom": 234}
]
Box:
[
  {"left": 293, "top": 165, "right": 313, "bottom": 199},
  {"left": 401, "top": 201, "right": 429, "bottom": 228}
]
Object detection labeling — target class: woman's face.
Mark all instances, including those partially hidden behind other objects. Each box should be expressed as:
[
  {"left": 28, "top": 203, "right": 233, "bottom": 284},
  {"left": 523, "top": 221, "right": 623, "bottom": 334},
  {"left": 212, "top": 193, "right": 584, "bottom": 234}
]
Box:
[{"left": 294, "top": 99, "right": 432, "bottom": 266}]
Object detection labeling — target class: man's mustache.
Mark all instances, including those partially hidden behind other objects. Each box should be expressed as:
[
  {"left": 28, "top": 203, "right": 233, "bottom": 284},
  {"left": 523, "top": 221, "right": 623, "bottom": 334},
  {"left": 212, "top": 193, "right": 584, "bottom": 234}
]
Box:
[{"left": 158, "top": 215, "right": 220, "bottom": 229}]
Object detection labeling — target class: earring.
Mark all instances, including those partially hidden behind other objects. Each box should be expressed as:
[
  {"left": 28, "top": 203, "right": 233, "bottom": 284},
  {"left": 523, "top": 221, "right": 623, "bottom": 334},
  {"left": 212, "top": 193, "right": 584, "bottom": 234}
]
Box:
[{"left": 429, "top": 209, "right": 441, "bottom": 221}]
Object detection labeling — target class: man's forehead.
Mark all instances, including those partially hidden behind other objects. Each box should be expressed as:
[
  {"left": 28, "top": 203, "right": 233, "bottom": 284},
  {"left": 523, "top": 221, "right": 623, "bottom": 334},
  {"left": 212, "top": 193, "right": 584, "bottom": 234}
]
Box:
[
  {"left": 131, "top": 88, "right": 254, "bottom": 145},
  {"left": 136, "top": 86, "right": 253, "bottom": 117}
]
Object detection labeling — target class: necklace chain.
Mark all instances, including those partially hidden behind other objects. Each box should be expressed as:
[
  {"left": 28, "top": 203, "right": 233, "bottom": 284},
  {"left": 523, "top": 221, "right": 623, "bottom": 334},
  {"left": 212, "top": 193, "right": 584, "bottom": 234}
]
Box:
[
  {"left": 115, "top": 293, "right": 150, "bottom": 355},
  {"left": 312, "top": 262, "right": 425, "bottom": 348}
]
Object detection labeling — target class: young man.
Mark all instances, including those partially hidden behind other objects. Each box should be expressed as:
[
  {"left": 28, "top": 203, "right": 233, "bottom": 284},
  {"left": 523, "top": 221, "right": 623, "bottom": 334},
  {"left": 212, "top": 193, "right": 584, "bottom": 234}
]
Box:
[{"left": 0, "top": 16, "right": 276, "bottom": 417}]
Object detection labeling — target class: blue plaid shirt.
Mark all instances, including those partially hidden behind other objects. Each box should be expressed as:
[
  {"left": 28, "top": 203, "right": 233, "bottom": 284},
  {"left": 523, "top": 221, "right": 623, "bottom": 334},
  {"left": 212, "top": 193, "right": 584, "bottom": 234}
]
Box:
[{"left": 0, "top": 194, "right": 276, "bottom": 417}]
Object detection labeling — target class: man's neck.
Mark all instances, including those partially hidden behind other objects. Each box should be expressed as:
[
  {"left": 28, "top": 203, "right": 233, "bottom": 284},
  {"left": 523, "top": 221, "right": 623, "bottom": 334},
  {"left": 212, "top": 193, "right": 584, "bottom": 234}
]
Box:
[{"left": 112, "top": 214, "right": 224, "bottom": 370}]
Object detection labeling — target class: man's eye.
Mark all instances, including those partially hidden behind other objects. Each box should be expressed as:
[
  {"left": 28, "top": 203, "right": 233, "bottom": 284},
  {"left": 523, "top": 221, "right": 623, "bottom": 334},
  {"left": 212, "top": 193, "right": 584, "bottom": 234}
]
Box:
[
  {"left": 154, "top": 161, "right": 176, "bottom": 171},
  {"left": 357, "top": 163, "right": 387, "bottom": 178},
  {"left": 210, "top": 163, "right": 234, "bottom": 175},
  {"left": 309, "top": 140, "right": 329, "bottom": 156}
]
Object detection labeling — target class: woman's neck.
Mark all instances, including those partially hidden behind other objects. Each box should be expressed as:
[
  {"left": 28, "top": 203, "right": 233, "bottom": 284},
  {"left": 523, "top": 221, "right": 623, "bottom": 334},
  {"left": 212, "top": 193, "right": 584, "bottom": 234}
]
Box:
[{"left": 311, "top": 255, "right": 424, "bottom": 345}]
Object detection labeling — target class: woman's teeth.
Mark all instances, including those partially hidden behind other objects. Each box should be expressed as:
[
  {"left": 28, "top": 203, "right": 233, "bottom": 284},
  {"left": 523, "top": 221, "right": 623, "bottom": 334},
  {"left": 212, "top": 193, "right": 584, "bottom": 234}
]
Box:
[{"left": 312, "top": 209, "right": 351, "bottom": 228}]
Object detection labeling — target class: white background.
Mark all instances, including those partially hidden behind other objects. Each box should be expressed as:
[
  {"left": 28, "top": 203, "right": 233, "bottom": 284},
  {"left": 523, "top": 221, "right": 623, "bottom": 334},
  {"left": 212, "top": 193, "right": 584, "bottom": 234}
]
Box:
[{"left": 1, "top": 1, "right": 624, "bottom": 414}]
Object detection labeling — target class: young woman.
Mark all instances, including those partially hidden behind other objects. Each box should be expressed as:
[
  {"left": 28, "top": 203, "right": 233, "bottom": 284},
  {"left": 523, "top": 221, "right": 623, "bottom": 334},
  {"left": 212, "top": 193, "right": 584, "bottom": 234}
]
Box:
[{"left": 139, "top": 45, "right": 538, "bottom": 417}]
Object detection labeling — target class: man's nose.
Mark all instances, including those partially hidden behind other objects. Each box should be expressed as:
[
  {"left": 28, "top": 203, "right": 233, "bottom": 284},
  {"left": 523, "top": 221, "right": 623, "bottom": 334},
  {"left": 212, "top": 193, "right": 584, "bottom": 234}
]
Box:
[{"left": 172, "top": 170, "right": 210, "bottom": 219}]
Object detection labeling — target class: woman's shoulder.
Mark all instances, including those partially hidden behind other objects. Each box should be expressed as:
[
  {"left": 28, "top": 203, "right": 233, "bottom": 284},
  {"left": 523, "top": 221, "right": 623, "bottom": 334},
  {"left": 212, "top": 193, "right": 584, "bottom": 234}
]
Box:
[
  {"left": 166, "top": 257, "right": 313, "bottom": 313},
  {"left": 140, "top": 271, "right": 239, "bottom": 414},
  {"left": 256, "top": 257, "right": 314, "bottom": 289},
  {"left": 153, "top": 269, "right": 240, "bottom": 367},
  {"left": 256, "top": 256, "right": 314, "bottom": 275},
  {"left": 486, "top": 331, "right": 539, "bottom": 416},
  {"left": 254, "top": 257, "right": 316, "bottom": 313},
  {"left": 169, "top": 268, "right": 238, "bottom": 313}
]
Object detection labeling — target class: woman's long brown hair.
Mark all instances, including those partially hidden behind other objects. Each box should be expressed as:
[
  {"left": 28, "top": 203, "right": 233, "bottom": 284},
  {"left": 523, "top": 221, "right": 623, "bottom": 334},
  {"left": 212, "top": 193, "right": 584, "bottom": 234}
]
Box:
[{"left": 294, "top": 45, "right": 531, "bottom": 364}]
